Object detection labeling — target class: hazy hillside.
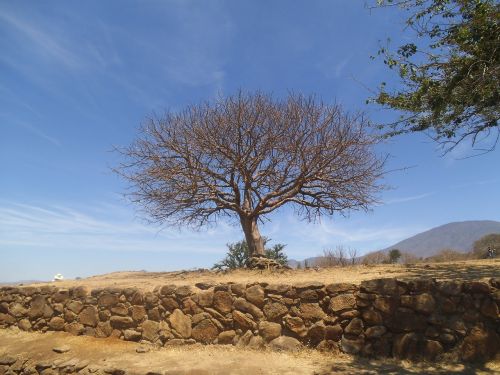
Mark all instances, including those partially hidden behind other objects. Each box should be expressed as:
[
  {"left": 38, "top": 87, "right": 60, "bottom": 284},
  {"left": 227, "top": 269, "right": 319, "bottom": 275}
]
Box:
[
  {"left": 289, "top": 220, "right": 500, "bottom": 266},
  {"left": 380, "top": 220, "right": 500, "bottom": 258}
]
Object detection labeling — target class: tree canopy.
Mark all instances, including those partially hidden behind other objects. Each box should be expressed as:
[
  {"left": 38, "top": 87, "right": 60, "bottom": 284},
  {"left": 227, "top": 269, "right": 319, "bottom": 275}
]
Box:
[
  {"left": 374, "top": 0, "right": 499, "bottom": 152},
  {"left": 116, "top": 92, "right": 385, "bottom": 257}
]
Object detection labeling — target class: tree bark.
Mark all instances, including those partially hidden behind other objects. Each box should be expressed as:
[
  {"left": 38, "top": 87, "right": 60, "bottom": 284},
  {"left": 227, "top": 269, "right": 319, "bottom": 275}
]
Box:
[{"left": 240, "top": 216, "right": 265, "bottom": 257}]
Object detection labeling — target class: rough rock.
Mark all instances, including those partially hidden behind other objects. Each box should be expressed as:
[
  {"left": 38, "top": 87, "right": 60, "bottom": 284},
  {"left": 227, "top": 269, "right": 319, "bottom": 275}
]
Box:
[
  {"left": 28, "top": 296, "right": 49, "bottom": 319},
  {"left": 361, "top": 279, "right": 399, "bottom": 295},
  {"left": 124, "top": 329, "right": 142, "bottom": 341},
  {"left": 110, "top": 304, "right": 128, "bottom": 316},
  {"left": 341, "top": 335, "right": 364, "bottom": 354},
  {"left": 393, "top": 332, "right": 420, "bottom": 360},
  {"left": 9, "top": 303, "right": 27, "bottom": 318},
  {"left": 52, "top": 345, "right": 71, "bottom": 353},
  {"left": 65, "top": 322, "right": 85, "bottom": 336},
  {"left": 307, "top": 321, "right": 326, "bottom": 346},
  {"left": 141, "top": 320, "right": 160, "bottom": 342},
  {"left": 401, "top": 293, "right": 435, "bottom": 314},
  {"left": 130, "top": 305, "right": 147, "bottom": 322},
  {"left": 66, "top": 300, "right": 84, "bottom": 314},
  {"left": 191, "top": 319, "right": 219, "bottom": 344},
  {"left": 78, "top": 306, "right": 98, "bottom": 327},
  {"left": 98, "top": 294, "right": 119, "bottom": 308},
  {"left": 344, "top": 318, "right": 364, "bottom": 335},
  {"left": 247, "top": 335, "right": 265, "bottom": 349},
  {"left": 461, "top": 325, "right": 500, "bottom": 362},
  {"left": 283, "top": 315, "right": 307, "bottom": 337},
  {"left": 362, "top": 309, "right": 383, "bottom": 325},
  {"left": 329, "top": 294, "right": 356, "bottom": 312},
  {"left": 480, "top": 299, "right": 499, "bottom": 319},
  {"left": 217, "top": 330, "right": 236, "bottom": 344},
  {"left": 110, "top": 316, "right": 134, "bottom": 330},
  {"left": 168, "top": 309, "right": 192, "bottom": 338},
  {"left": 235, "top": 298, "right": 264, "bottom": 320},
  {"left": 263, "top": 284, "right": 289, "bottom": 296},
  {"left": 424, "top": 339, "right": 443, "bottom": 360},
  {"left": 365, "top": 325, "right": 386, "bottom": 339},
  {"left": 297, "top": 303, "right": 325, "bottom": 321},
  {"left": 248, "top": 256, "right": 287, "bottom": 270},
  {"left": 18, "top": 318, "right": 32, "bottom": 331},
  {"left": 263, "top": 301, "right": 287, "bottom": 321},
  {"left": 195, "top": 290, "right": 214, "bottom": 308},
  {"left": 213, "top": 291, "right": 233, "bottom": 314},
  {"left": 0, "top": 356, "right": 17, "bottom": 365},
  {"left": 326, "top": 283, "right": 357, "bottom": 294},
  {"left": 388, "top": 308, "right": 426, "bottom": 332},
  {"left": 325, "top": 324, "right": 343, "bottom": 341},
  {"left": 232, "top": 310, "right": 256, "bottom": 330},
  {"left": 245, "top": 285, "right": 265, "bottom": 307},
  {"left": 159, "top": 285, "right": 176, "bottom": 296},
  {"left": 373, "top": 296, "right": 398, "bottom": 314},
  {"left": 269, "top": 336, "right": 302, "bottom": 352},
  {"left": 317, "top": 340, "right": 341, "bottom": 353},
  {"left": 48, "top": 317, "right": 65, "bottom": 331},
  {"left": 436, "top": 281, "right": 462, "bottom": 296},
  {"left": 160, "top": 297, "right": 179, "bottom": 312},
  {"left": 258, "top": 321, "right": 282, "bottom": 342}
]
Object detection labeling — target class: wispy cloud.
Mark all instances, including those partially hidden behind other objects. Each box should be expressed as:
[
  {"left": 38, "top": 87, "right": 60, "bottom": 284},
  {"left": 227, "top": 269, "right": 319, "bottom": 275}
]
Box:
[
  {"left": 0, "top": 202, "right": 240, "bottom": 254},
  {"left": 268, "top": 215, "right": 424, "bottom": 258},
  {"left": 451, "top": 179, "right": 499, "bottom": 189},
  {"left": 316, "top": 56, "right": 351, "bottom": 80},
  {"left": 384, "top": 192, "right": 434, "bottom": 205},
  {"left": 12, "top": 121, "right": 61, "bottom": 147},
  {"left": 0, "top": 9, "right": 81, "bottom": 69}
]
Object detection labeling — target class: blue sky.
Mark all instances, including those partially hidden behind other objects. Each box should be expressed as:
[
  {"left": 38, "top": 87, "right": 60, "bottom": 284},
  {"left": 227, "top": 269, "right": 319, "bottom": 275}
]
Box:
[{"left": 1, "top": 1, "right": 499, "bottom": 282}]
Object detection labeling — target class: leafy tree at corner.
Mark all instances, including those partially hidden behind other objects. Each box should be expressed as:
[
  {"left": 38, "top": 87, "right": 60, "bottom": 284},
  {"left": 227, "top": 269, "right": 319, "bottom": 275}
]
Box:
[
  {"left": 373, "top": 0, "right": 499, "bottom": 152},
  {"left": 389, "top": 248, "right": 402, "bottom": 263},
  {"left": 473, "top": 233, "right": 500, "bottom": 258}
]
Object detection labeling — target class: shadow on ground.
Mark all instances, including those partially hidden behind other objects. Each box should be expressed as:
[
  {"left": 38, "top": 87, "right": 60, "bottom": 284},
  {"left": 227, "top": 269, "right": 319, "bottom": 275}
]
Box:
[
  {"left": 318, "top": 357, "right": 499, "bottom": 375},
  {"left": 381, "top": 261, "right": 500, "bottom": 282}
]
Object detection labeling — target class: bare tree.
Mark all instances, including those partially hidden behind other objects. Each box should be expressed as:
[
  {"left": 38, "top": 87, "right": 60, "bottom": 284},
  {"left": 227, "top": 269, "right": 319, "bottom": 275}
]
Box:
[
  {"left": 334, "top": 245, "right": 348, "bottom": 267},
  {"left": 115, "top": 92, "right": 385, "bottom": 258},
  {"left": 348, "top": 247, "right": 358, "bottom": 265},
  {"left": 319, "top": 249, "right": 337, "bottom": 268}
]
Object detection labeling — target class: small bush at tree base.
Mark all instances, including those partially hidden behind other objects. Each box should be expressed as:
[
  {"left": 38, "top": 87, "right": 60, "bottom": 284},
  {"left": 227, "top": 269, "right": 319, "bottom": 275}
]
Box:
[{"left": 213, "top": 239, "right": 288, "bottom": 270}]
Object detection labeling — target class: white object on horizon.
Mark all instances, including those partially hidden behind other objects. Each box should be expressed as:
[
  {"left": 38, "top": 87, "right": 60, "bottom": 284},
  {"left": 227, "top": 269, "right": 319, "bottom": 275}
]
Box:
[{"left": 53, "top": 274, "right": 64, "bottom": 282}]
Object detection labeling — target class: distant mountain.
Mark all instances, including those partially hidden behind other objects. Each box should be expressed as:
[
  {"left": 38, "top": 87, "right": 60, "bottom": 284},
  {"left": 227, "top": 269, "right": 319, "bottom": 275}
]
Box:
[
  {"left": 288, "top": 220, "right": 500, "bottom": 267},
  {"left": 380, "top": 220, "right": 500, "bottom": 258}
]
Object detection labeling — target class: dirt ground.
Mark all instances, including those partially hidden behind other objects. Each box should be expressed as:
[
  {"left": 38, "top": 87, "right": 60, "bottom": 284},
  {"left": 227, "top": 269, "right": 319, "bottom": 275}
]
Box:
[
  {"left": 19, "top": 259, "right": 500, "bottom": 291},
  {"left": 0, "top": 328, "right": 499, "bottom": 375}
]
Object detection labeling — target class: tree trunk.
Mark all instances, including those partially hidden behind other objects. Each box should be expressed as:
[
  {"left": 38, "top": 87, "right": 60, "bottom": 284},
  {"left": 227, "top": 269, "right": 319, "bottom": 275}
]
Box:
[{"left": 240, "top": 216, "right": 265, "bottom": 257}]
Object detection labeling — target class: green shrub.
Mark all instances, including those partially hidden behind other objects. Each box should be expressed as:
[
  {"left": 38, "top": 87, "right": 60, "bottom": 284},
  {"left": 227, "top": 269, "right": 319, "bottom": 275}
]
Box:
[{"left": 213, "top": 239, "right": 288, "bottom": 270}]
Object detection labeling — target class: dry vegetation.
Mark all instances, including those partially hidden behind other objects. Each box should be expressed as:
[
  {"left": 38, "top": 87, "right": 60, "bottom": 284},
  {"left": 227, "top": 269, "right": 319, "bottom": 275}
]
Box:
[{"left": 22, "top": 258, "right": 500, "bottom": 292}]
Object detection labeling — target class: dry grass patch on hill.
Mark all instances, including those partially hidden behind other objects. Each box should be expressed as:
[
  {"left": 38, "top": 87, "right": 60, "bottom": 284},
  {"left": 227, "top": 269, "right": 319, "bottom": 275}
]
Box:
[{"left": 21, "top": 259, "right": 500, "bottom": 291}]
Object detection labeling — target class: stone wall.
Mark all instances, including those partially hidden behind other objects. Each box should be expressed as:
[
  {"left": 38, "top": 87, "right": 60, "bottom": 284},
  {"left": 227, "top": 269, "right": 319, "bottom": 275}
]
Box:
[{"left": 1, "top": 278, "right": 499, "bottom": 362}]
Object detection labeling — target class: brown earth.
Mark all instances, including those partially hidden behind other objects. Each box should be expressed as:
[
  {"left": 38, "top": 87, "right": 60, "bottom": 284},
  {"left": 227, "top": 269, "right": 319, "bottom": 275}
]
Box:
[
  {"left": 20, "top": 259, "right": 500, "bottom": 292},
  {"left": 1, "top": 328, "right": 499, "bottom": 375}
]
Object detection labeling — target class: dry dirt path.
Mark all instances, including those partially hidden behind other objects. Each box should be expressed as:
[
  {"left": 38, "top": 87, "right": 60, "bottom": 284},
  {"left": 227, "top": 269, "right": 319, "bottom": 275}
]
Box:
[{"left": 0, "top": 328, "right": 498, "bottom": 375}]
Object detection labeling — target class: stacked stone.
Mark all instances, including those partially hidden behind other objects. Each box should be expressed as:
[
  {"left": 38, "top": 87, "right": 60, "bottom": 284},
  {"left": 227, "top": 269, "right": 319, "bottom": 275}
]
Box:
[
  {"left": 0, "top": 278, "right": 498, "bottom": 361},
  {"left": 0, "top": 354, "right": 121, "bottom": 375}
]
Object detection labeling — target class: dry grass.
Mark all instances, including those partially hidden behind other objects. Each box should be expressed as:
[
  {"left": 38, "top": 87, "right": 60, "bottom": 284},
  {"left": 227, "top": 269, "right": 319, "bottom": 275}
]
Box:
[
  {"left": 21, "top": 259, "right": 500, "bottom": 292},
  {"left": 1, "top": 328, "right": 498, "bottom": 374}
]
